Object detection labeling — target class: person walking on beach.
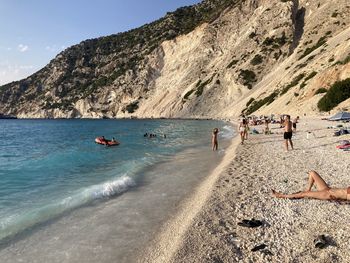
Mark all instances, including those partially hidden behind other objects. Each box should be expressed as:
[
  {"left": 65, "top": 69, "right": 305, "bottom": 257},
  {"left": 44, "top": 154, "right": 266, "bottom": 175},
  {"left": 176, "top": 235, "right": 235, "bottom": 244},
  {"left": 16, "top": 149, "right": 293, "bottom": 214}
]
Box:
[
  {"left": 212, "top": 128, "right": 219, "bottom": 151},
  {"left": 264, "top": 118, "right": 270, "bottom": 135},
  {"left": 292, "top": 116, "right": 299, "bottom": 133},
  {"left": 239, "top": 119, "right": 248, "bottom": 145},
  {"left": 283, "top": 115, "right": 293, "bottom": 151},
  {"left": 272, "top": 170, "right": 350, "bottom": 201},
  {"left": 244, "top": 118, "right": 249, "bottom": 140}
]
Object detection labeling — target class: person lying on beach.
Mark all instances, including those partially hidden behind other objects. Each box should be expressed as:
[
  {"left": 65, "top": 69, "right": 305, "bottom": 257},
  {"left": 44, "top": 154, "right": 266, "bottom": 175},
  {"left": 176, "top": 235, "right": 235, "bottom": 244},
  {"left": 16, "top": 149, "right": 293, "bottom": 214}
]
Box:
[{"left": 272, "top": 171, "right": 350, "bottom": 201}]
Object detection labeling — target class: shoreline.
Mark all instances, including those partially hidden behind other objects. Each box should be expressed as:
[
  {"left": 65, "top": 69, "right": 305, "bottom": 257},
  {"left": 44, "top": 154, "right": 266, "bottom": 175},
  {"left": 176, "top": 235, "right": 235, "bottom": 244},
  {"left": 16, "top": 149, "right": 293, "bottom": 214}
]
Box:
[
  {"left": 0, "top": 119, "right": 233, "bottom": 263},
  {"left": 140, "top": 118, "right": 350, "bottom": 262},
  {"left": 140, "top": 122, "right": 240, "bottom": 262}
]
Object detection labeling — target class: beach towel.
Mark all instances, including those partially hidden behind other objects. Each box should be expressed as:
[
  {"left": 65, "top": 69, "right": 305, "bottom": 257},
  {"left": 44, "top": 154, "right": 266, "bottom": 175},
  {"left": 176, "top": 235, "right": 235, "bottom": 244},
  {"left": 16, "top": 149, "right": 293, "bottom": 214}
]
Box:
[
  {"left": 252, "top": 129, "right": 259, "bottom": 134},
  {"left": 336, "top": 144, "right": 350, "bottom": 149},
  {"left": 339, "top": 140, "right": 350, "bottom": 146}
]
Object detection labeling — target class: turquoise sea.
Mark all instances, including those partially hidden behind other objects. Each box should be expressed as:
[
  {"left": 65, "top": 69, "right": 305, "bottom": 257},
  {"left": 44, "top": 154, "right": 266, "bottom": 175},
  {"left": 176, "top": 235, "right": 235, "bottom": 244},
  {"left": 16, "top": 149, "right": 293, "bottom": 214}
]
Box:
[{"left": 0, "top": 119, "right": 234, "bottom": 262}]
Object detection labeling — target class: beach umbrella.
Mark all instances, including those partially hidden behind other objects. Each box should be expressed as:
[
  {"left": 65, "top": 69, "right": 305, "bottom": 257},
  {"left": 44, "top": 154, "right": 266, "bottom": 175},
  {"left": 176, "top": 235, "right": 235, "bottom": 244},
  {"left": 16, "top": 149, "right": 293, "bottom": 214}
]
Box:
[{"left": 329, "top": 111, "right": 350, "bottom": 121}]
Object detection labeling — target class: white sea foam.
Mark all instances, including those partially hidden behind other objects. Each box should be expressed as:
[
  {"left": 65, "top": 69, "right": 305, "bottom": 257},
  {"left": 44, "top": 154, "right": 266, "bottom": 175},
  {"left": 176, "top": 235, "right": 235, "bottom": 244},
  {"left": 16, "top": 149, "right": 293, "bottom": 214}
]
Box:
[
  {"left": 94, "top": 176, "right": 136, "bottom": 198},
  {"left": 0, "top": 176, "right": 136, "bottom": 241}
]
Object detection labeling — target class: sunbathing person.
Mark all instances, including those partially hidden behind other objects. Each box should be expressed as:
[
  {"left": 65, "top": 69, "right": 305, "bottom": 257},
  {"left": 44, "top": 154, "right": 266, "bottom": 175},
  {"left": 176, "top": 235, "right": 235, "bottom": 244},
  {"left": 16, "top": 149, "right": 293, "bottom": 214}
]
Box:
[{"left": 272, "top": 171, "right": 350, "bottom": 201}]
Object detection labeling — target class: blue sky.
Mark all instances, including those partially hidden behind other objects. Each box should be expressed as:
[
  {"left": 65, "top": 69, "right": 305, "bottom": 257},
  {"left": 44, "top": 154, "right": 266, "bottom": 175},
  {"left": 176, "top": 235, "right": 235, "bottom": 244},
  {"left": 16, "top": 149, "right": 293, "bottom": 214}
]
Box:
[{"left": 0, "top": 0, "right": 202, "bottom": 85}]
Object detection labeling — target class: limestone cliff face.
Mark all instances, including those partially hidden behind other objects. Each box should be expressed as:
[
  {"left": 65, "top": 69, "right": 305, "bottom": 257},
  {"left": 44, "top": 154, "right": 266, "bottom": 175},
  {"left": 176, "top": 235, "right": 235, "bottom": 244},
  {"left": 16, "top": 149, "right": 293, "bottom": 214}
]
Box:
[{"left": 0, "top": 0, "right": 349, "bottom": 119}]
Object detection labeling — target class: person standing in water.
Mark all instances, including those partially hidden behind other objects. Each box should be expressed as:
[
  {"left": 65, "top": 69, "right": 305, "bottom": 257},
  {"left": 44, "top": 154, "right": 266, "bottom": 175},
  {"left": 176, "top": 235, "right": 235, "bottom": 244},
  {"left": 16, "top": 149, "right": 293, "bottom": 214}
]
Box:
[
  {"left": 283, "top": 115, "right": 293, "bottom": 151},
  {"left": 212, "top": 128, "right": 219, "bottom": 151}
]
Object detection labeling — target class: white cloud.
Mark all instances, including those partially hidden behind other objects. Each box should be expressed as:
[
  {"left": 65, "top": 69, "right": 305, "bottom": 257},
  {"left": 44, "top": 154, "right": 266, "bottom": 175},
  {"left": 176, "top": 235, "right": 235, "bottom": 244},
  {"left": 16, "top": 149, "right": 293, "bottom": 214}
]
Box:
[
  {"left": 17, "top": 44, "right": 29, "bottom": 52},
  {"left": 0, "top": 46, "right": 12, "bottom": 51},
  {"left": 0, "top": 63, "right": 37, "bottom": 85},
  {"left": 45, "top": 45, "right": 56, "bottom": 52},
  {"left": 45, "top": 45, "right": 66, "bottom": 52}
]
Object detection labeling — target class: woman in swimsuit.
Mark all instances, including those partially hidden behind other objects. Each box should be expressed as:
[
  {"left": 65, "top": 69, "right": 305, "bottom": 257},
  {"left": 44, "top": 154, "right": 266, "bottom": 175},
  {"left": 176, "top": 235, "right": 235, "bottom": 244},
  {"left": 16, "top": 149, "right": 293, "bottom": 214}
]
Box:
[
  {"left": 272, "top": 171, "right": 350, "bottom": 201},
  {"left": 239, "top": 119, "right": 247, "bottom": 145}
]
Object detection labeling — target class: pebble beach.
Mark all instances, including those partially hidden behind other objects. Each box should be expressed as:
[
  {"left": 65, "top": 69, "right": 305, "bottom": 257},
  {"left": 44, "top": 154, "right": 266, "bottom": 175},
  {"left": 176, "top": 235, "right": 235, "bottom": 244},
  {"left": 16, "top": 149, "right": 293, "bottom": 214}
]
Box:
[{"left": 141, "top": 118, "right": 350, "bottom": 263}]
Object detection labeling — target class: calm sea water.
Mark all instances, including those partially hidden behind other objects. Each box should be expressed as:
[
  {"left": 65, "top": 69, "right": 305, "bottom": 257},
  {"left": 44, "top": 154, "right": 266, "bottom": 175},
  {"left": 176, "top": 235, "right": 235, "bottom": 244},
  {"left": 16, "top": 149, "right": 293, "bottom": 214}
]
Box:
[{"left": 0, "top": 119, "right": 234, "bottom": 245}]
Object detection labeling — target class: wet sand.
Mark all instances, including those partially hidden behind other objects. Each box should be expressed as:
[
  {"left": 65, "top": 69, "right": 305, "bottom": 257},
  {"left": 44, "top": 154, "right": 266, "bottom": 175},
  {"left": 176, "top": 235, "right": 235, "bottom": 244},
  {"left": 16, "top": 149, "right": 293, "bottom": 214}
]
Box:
[{"left": 141, "top": 118, "right": 350, "bottom": 263}]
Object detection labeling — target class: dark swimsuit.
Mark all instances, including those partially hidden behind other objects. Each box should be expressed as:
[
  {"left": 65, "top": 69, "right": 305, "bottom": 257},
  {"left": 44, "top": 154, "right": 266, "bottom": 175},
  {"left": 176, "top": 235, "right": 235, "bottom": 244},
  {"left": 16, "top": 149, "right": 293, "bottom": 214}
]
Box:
[{"left": 284, "top": 132, "right": 292, "bottom": 140}]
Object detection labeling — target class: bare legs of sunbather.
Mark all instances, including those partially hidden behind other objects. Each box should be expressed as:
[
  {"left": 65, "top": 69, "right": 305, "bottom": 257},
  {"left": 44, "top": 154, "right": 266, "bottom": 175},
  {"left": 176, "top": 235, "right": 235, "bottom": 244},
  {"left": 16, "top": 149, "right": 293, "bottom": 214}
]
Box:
[{"left": 272, "top": 171, "right": 348, "bottom": 200}]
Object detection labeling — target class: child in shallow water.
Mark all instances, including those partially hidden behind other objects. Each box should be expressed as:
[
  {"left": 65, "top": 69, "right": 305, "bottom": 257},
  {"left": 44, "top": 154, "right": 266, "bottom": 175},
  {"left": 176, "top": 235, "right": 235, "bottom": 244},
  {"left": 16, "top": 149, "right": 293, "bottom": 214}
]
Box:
[{"left": 212, "top": 128, "right": 219, "bottom": 151}]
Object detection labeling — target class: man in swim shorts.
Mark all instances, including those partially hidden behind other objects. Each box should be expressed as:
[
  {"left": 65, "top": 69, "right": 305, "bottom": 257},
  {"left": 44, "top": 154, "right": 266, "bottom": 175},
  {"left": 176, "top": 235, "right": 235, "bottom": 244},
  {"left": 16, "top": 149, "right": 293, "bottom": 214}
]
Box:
[{"left": 283, "top": 115, "right": 293, "bottom": 151}]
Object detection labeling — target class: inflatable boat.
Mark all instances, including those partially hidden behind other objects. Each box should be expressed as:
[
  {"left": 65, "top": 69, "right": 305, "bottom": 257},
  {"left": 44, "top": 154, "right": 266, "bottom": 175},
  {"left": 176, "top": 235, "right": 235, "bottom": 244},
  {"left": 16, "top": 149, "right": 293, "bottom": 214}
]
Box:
[{"left": 95, "top": 137, "right": 120, "bottom": 146}]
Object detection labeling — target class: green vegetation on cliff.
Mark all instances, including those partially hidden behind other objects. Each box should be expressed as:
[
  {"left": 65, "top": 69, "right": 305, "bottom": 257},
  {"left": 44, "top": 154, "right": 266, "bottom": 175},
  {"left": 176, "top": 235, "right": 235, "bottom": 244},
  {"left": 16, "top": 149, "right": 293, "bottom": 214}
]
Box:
[
  {"left": 317, "top": 78, "right": 350, "bottom": 111},
  {"left": 244, "top": 91, "right": 279, "bottom": 115},
  {"left": 280, "top": 73, "right": 305, "bottom": 95},
  {"left": 0, "top": 0, "right": 240, "bottom": 112}
]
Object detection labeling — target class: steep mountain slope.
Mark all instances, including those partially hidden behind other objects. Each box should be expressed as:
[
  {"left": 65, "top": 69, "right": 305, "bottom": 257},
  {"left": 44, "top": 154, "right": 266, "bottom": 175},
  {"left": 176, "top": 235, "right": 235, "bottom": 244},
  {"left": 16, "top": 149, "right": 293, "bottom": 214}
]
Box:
[{"left": 0, "top": 0, "right": 349, "bottom": 118}]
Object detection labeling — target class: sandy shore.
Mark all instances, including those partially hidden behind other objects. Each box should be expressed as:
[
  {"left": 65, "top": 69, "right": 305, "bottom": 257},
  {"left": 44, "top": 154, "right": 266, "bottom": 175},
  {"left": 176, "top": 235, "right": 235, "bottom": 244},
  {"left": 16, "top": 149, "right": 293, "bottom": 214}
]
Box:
[{"left": 141, "top": 118, "right": 350, "bottom": 263}]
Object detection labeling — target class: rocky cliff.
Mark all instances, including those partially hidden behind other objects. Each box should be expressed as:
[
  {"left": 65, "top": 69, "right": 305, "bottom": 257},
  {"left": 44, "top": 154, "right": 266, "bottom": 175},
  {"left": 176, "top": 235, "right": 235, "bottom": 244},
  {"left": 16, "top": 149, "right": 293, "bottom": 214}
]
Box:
[{"left": 0, "top": 0, "right": 349, "bottom": 119}]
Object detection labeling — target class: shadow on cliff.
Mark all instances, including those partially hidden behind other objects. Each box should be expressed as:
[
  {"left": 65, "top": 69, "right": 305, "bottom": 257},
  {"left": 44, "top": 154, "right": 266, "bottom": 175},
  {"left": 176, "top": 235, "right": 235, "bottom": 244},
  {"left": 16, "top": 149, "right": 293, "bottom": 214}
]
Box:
[{"left": 289, "top": 0, "right": 305, "bottom": 54}]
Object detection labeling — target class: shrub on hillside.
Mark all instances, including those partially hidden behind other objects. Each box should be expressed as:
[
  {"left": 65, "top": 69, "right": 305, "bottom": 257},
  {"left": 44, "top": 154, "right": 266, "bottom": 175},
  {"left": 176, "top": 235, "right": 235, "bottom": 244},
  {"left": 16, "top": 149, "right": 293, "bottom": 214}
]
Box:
[
  {"left": 227, "top": 59, "right": 239, "bottom": 69},
  {"left": 299, "top": 36, "right": 327, "bottom": 60},
  {"left": 183, "top": 89, "right": 194, "bottom": 100},
  {"left": 245, "top": 91, "right": 279, "bottom": 115},
  {"left": 314, "top": 88, "right": 327, "bottom": 95},
  {"left": 317, "top": 78, "right": 350, "bottom": 111},
  {"left": 250, "top": 54, "right": 263, "bottom": 65},
  {"left": 280, "top": 73, "right": 305, "bottom": 95},
  {"left": 335, "top": 54, "right": 350, "bottom": 65},
  {"left": 239, "top": 69, "right": 257, "bottom": 89},
  {"left": 246, "top": 98, "right": 255, "bottom": 107},
  {"left": 125, "top": 101, "right": 139, "bottom": 113},
  {"left": 304, "top": 71, "right": 317, "bottom": 81},
  {"left": 262, "top": 32, "right": 287, "bottom": 49},
  {"left": 195, "top": 75, "right": 215, "bottom": 97}
]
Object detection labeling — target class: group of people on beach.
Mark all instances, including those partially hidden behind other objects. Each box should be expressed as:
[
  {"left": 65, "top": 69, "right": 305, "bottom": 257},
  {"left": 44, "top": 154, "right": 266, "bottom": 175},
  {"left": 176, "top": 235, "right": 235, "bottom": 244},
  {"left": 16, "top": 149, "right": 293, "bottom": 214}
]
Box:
[
  {"left": 212, "top": 114, "right": 349, "bottom": 202},
  {"left": 273, "top": 115, "right": 350, "bottom": 201},
  {"left": 238, "top": 114, "right": 299, "bottom": 151}
]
